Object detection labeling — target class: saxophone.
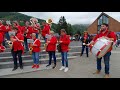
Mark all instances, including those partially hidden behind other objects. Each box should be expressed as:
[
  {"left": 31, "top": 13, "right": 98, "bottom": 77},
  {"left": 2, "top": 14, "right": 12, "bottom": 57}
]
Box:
[
  {"left": 44, "top": 43, "right": 48, "bottom": 51},
  {"left": 7, "top": 41, "right": 13, "bottom": 49},
  {"left": 29, "top": 43, "right": 33, "bottom": 55}
]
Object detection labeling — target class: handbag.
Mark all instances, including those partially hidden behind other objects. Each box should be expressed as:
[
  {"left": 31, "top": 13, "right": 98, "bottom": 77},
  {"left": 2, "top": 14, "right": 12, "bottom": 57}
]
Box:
[{"left": 57, "top": 43, "right": 62, "bottom": 52}]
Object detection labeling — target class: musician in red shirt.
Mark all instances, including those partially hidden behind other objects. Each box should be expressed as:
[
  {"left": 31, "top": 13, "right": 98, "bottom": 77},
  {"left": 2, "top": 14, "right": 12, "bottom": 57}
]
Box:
[
  {"left": 5, "top": 21, "right": 12, "bottom": 40},
  {"left": 11, "top": 27, "right": 24, "bottom": 71},
  {"left": 0, "top": 20, "right": 6, "bottom": 46},
  {"left": 87, "top": 23, "right": 116, "bottom": 78},
  {"left": 0, "top": 32, "right": 5, "bottom": 52},
  {"left": 24, "top": 21, "right": 33, "bottom": 52},
  {"left": 32, "top": 23, "right": 40, "bottom": 38},
  {"left": 13, "top": 21, "right": 22, "bottom": 34},
  {"left": 46, "top": 31, "right": 57, "bottom": 69},
  {"left": 59, "top": 29, "right": 70, "bottom": 72},
  {"left": 31, "top": 33, "right": 41, "bottom": 69},
  {"left": 42, "top": 22, "right": 50, "bottom": 42}
]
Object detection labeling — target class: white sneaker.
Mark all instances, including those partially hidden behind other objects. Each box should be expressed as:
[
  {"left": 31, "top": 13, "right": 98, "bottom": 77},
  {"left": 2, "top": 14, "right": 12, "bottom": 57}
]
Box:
[
  {"left": 59, "top": 66, "right": 65, "bottom": 71},
  {"left": 64, "top": 67, "right": 69, "bottom": 72}
]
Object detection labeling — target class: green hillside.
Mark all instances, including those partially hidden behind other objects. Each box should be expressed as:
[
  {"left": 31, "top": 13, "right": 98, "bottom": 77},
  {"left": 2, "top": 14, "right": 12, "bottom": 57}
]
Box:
[
  {"left": 0, "top": 12, "right": 45, "bottom": 23},
  {"left": 0, "top": 12, "right": 89, "bottom": 35}
]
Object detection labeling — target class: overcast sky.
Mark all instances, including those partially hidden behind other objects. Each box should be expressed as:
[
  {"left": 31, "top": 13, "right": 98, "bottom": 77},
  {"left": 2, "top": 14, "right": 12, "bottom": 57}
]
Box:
[{"left": 19, "top": 12, "right": 120, "bottom": 25}]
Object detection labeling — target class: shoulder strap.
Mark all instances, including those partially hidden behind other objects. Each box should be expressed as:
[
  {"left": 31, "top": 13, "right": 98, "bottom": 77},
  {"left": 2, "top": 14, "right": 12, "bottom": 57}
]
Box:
[
  {"left": 106, "top": 31, "right": 111, "bottom": 37},
  {"left": 33, "top": 39, "right": 38, "bottom": 45}
]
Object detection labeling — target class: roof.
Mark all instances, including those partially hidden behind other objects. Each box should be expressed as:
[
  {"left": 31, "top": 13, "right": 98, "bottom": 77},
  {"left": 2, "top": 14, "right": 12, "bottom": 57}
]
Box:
[{"left": 87, "top": 12, "right": 120, "bottom": 30}]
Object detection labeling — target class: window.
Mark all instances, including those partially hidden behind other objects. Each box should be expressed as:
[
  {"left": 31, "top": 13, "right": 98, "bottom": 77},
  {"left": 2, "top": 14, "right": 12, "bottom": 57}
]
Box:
[
  {"left": 97, "top": 14, "right": 109, "bottom": 32},
  {"left": 103, "top": 15, "right": 108, "bottom": 24},
  {"left": 98, "top": 16, "right": 103, "bottom": 25}
]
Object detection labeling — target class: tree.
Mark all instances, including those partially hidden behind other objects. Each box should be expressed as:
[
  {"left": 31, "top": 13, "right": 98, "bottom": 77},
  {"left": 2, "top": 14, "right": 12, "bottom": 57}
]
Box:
[
  {"left": 56, "top": 16, "right": 74, "bottom": 35},
  {"left": 67, "top": 23, "right": 74, "bottom": 35}
]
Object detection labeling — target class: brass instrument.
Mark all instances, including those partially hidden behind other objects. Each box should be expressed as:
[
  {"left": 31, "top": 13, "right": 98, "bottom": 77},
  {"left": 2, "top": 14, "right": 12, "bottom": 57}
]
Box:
[
  {"left": 29, "top": 43, "right": 33, "bottom": 55},
  {"left": 6, "top": 40, "right": 13, "bottom": 49},
  {"left": 44, "top": 43, "right": 48, "bottom": 51},
  {"left": 46, "top": 19, "right": 53, "bottom": 25},
  {"left": 27, "top": 39, "right": 34, "bottom": 55},
  {"left": 30, "top": 17, "right": 38, "bottom": 27}
]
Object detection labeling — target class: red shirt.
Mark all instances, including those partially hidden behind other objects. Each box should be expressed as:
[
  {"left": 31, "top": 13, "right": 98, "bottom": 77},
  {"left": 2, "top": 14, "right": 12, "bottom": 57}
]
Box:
[
  {"left": 20, "top": 26, "right": 26, "bottom": 35},
  {"left": 0, "top": 32, "right": 5, "bottom": 52},
  {"left": 0, "top": 24, "right": 6, "bottom": 37},
  {"left": 32, "top": 27, "right": 39, "bottom": 34},
  {"left": 32, "top": 38, "right": 41, "bottom": 52},
  {"left": 26, "top": 26, "right": 33, "bottom": 39},
  {"left": 0, "top": 33, "right": 3, "bottom": 44},
  {"left": 42, "top": 24, "right": 50, "bottom": 37},
  {"left": 93, "top": 30, "right": 116, "bottom": 52},
  {"left": 12, "top": 33, "right": 24, "bottom": 52},
  {"left": 16, "top": 25, "right": 22, "bottom": 34},
  {"left": 5, "top": 25, "right": 12, "bottom": 32},
  {"left": 46, "top": 36, "right": 57, "bottom": 52},
  {"left": 60, "top": 34, "right": 70, "bottom": 52}
]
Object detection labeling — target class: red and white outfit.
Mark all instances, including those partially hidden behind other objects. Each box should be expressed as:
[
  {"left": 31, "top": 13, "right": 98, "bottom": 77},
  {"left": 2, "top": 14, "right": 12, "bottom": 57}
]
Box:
[
  {"left": 46, "top": 36, "right": 57, "bottom": 52},
  {"left": 60, "top": 34, "right": 71, "bottom": 52},
  {"left": 42, "top": 24, "right": 50, "bottom": 38},
  {"left": 5, "top": 25, "right": 12, "bottom": 32},
  {"left": 25, "top": 26, "right": 33, "bottom": 39},
  {"left": 31, "top": 38, "right": 41, "bottom": 69},
  {"left": 32, "top": 38, "right": 41, "bottom": 52},
  {"left": 12, "top": 33, "right": 24, "bottom": 54},
  {"left": 0, "top": 24, "right": 6, "bottom": 39},
  {"left": 0, "top": 32, "right": 5, "bottom": 52}
]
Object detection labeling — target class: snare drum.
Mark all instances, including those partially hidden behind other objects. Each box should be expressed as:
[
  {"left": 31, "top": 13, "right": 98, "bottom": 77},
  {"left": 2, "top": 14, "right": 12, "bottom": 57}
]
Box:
[{"left": 90, "top": 37, "right": 113, "bottom": 58}]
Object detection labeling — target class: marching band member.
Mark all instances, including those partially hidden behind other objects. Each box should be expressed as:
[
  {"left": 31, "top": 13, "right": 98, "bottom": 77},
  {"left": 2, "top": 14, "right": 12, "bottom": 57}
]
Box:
[
  {"left": 59, "top": 29, "right": 70, "bottom": 72},
  {"left": 0, "top": 33, "right": 3, "bottom": 45},
  {"left": 24, "top": 21, "right": 33, "bottom": 52},
  {"left": 80, "top": 31, "right": 90, "bottom": 57},
  {"left": 11, "top": 27, "right": 24, "bottom": 71},
  {"left": 87, "top": 23, "right": 116, "bottom": 78},
  {"left": 0, "top": 32, "right": 5, "bottom": 52},
  {"left": 42, "top": 22, "right": 50, "bottom": 43},
  {"left": 0, "top": 20, "right": 6, "bottom": 47},
  {"left": 31, "top": 33, "right": 41, "bottom": 69},
  {"left": 13, "top": 21, "right": 23, "bottom": 34},
  {"left": 46, "top": 31, "right": 57, "bottom": 69},
  {"left": 5, "top": 21, "right": 12, "bottom": 40},
  {"left": 32, "top": 23, "right": 40, "bottom": 39}
]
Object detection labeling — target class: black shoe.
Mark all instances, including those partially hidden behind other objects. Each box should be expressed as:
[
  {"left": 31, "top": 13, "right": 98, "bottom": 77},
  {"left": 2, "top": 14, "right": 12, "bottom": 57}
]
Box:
[
  {"left": 12, "top": 67, "right": 18, "bottom": 71},
  {"left": 52, "top": 64, "right": 56, "bottom": 69},
  {"left": 46, "top": 64, "right": 50, "bottom": 67},
  {"left": 20, "top": 66, "right": 23, "bottom": 69}
]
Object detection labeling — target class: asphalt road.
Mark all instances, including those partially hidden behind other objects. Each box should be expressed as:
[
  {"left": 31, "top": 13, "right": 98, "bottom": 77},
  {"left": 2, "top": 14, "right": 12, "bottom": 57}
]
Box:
[{"left": 1, "top": 47, "right": 120, "bottom": 78}]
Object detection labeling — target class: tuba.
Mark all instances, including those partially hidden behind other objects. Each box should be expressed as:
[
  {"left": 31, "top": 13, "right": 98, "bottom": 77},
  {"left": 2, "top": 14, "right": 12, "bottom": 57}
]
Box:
[{"left": 30, "top": 17, "right": 38, "bottom": 27}]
